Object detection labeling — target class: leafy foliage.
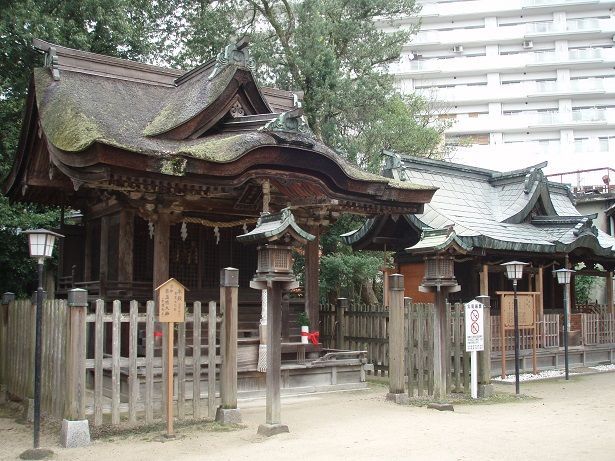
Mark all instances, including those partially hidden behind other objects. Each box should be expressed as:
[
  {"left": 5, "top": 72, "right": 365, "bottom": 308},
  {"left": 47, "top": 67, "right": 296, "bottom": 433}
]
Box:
[
  {"left": 0, "top": 196, "right": 60, "bottom": 296},
  {"left": 574, "top": 275, "right": 595, "bottom": 304}
]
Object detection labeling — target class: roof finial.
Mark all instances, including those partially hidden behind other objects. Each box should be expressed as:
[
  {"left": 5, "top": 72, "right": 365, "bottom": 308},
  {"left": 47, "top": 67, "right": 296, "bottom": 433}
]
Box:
[
  {"left": 208, "top": 38, "right": 255, "bottom": 80},
  {"left": 44, "top": 46, "right": 60, "bottom": 81}
]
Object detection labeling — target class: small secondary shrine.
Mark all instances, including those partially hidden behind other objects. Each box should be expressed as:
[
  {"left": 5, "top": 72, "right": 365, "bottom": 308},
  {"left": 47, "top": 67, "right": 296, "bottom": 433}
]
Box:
[{"left": 344, "top": 152, "right": 615, "bottom": 315}]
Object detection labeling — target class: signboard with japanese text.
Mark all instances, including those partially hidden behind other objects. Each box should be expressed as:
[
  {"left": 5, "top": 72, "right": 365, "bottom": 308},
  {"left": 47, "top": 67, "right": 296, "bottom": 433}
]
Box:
[
  {"left": 498, "top": 292, "right": 537, "bottom": 329},
  {"left": 465, "top": 300, "right": 484, "bottom": 352},
  {"left": 156, "top": 278, "right": 186, "bottom": 323}
]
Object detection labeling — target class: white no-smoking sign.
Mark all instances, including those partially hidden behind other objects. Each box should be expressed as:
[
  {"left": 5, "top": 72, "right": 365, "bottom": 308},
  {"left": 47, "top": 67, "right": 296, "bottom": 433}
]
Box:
[{"left": 465, "top": 300, "right": 484, "bottom": 352}]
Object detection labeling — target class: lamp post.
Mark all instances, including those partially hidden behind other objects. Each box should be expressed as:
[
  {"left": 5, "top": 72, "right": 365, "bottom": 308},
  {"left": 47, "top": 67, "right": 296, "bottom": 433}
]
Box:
[
  {"left": 554, "top": 268, "right": 575, "bottom": 380},
  {"left": 501, "top": 261, "right": 528, "bottom": 395},
  {"left": 22, "top": 229, "right": 63, "bottom": 454}
]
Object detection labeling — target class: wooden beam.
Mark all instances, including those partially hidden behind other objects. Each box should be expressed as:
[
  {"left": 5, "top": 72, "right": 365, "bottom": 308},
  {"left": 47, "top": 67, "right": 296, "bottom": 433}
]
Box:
[
  {"left": 118, "top": 209, "right": 135, "bottom": 284},
  {"left": 153, "top": 212, "right": 170, "bottom": 289},
  {"left": 305, "top": 226, "right": 320, "bottom": 332},
  {"left": 536, "top": 266, "right": 544, "bottom": 318},
  {"left": 480, "top": 264, "right": 488, "bottom": 296},
  {"left": 99, "top": 216, "right": 110, "bottom": 298},
  {"left": 84, "top": 221, "right": 93, "bottom": 282},
  {"left": 607, "top": 271, "right": 614, "bottom": 315}
]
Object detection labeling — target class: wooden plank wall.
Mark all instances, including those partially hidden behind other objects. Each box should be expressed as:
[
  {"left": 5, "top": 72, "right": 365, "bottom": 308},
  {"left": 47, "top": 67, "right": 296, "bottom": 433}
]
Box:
[{"left": 4, "top": 299, "right": 68, "bottom": 418}]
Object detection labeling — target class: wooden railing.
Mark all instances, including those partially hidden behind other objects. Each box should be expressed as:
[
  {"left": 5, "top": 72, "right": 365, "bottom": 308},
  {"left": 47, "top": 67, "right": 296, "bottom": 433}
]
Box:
[
  {"left": 491, "top": 314, "right": 560, "bottom": 352},
  {"left": 582, "top": 313, "right": 615, "bottom": 345}
]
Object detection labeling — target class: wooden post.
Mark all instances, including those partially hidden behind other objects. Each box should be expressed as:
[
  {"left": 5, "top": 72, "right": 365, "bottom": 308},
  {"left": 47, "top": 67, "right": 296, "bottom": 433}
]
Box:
[
  {"left": 83, "top": 221, "right": 92, "bottom": 283},
  {"left": 305, "top": 226, "right": 320, "bottom": 332},
  {"left": 0, "top": 294, "right": 14, "bottom": 397},
  {"left": 281, "top": 292, "right": 290, "bottom": 341},
  {"left": 153, "top": 212, "right": 170, "bottom": 422},
  {"left": 433, "top": 289, "right": 449, "bottom": 401},
  {"left": 166, "top": 321, "right": 174, "bottom": 436},
  {"left": 216, "top": 268, "right": 241, "bottom": 424},
  {"left": 537, "top": 266, "right": 544, "bottom": 318},
  {"left": 607, "top": 271, "right": 614, "bottom": 315},
  {"left": 65, "top": 289, "right": 87, "bottom": 421},
  {"left": 387, "top": 274, "right": 407, "bottom": 402},
  {"left": 477, "top": 264, "right": 492, "bottom": 394},
  {"left": 476, "top": 295, "right": 491, "bottom": 391},
  {"left": 118, "top": 209, "right": 134, "bottom": 285},
  {"left": 266, "top": 283, "right": 282, "bottom": 425},
  {"left": 153, "top": 212, "right": 170, "bottom": 289},
  {"left": 336, "top": 298, "right": 348, "bottom": 350},
  {"left": 99, "top": 216, "right": 110, "bottom": 297}
]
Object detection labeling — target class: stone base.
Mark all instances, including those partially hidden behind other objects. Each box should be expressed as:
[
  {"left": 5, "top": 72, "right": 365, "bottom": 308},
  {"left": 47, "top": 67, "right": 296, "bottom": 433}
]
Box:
[
  {"left": 427, "top": 403, "right": 454, "bottom": 412},
  {"left": 257, "top": 423, "right": 289, "bottom": 437},
  {"left": 61, "top": 419, "right": 91, "bottom": 448},
  {"left": 386, "top": 392, "right": 409, "bottom": 405},
  {"left": 215, "top": 407, "right": 242, "bottom": 424},
  {"left": 23, "top": 398, "right": 34, "bottom": 423},
  {"left": 19, "top": 448, "right": 54, "bottom": 460},
  {"left": 478, "top": 384, "right": 494, "bottom": 398}
]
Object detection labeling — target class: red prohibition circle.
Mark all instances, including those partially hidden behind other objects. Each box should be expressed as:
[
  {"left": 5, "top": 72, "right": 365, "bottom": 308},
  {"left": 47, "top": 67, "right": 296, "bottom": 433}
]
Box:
[
  {"left": 470, "top": 309, "right": 479, "bottom": 321},
  {"left": 471, "top": 322, "right": 480, "bottom": 334}
]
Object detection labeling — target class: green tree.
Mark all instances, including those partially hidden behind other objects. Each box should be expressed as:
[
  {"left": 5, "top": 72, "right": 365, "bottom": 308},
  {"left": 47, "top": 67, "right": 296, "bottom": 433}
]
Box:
[{"left": 174, "top": 0, "right": 448, "bottom": 171}]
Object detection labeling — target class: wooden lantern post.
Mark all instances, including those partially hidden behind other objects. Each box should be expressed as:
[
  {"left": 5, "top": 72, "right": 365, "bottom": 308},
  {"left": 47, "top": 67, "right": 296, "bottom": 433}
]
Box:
[
  {"left": 238, "top": 209, "right": 314, "bottom": 437},
  {"left": 155, "top": 278, "right": 187, "bottom": 438}
]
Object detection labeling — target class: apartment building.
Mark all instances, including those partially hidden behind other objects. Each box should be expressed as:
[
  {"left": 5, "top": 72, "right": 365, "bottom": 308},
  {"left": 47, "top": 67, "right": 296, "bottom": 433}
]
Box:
[{"left": 383, "top": 0, "right": 615, "bottom": 182}]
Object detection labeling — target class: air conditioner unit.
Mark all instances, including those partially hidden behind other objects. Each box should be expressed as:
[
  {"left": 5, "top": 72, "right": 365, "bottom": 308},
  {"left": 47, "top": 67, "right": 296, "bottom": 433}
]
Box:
[
  {"left": 522, "top": 40, "right": 534, "bottom": 49},
  {"left": 453, "top": 45, "right": 464, "bottom": 53}
]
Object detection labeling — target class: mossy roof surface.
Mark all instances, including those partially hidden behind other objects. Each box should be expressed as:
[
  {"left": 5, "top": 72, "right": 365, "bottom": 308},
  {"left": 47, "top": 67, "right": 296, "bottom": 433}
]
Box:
[{"left": 32, "top": 66, "right": 431, "bottom": 192}]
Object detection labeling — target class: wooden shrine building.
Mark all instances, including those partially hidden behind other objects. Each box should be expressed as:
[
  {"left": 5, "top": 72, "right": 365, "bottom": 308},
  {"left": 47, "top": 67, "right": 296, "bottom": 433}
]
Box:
[
  {"left": 4, "top": 40, "right": 436, "bottom": 340},
  {"left": 343, "top": 152, "right": 615, "bottom": 318}
]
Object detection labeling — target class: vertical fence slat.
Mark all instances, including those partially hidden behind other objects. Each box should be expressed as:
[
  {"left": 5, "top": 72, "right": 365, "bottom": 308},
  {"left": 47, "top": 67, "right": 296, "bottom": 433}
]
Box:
[
  {"left": 145, "top": 301, "right": 155, "bottom": 424},
  {"left": 208, "top": 301, "right": 217, "bottom": 419},
  {"left": 192, "top": 302, "right": 202, "bottom": 419},
  {"left": 94, "top": 300, "right": 104, "bottom": 426},
  {"left": 128, "top": 300, "right": 138, "bottom": 424},
  {"left": 177, "top": 320, "right": 186, "bottom": 421},
  {"left": 111, "top": 300, "right": 121, "bottom": 425}
]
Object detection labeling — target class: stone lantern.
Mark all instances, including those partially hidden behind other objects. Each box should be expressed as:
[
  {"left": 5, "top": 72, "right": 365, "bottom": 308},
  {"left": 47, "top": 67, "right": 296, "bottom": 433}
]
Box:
[{"left": 238, "top": 208, "right": 314, "bottom": 436}]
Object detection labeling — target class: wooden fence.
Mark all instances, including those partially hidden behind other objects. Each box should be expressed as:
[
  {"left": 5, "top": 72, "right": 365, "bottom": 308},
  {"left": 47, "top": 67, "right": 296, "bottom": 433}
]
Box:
[
  {"left": 320, "top": 301, "right": 470, "bottom": 396},
  {"left": 0, "top": 298, "right": 220, "bottom": 427},
  {"left": 582, "top": 313, "right": 615, "bottom": 345},
  {"left": 491, "top": 314, "right": 560, "bottom": 352},
  {"left": 4, "top": 299, "right": 69, "bottom": 419}
]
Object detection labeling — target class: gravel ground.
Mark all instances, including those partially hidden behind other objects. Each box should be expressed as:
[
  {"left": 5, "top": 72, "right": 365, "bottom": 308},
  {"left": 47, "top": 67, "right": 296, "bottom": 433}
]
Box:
[{"left": 1, "top": 371, "right": 614, "bottom": 461}]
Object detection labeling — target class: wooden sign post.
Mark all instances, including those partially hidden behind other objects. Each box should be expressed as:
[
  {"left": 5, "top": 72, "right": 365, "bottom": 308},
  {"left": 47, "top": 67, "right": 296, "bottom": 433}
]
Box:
[{"left": 156, "top": 278, "right": 187, "bottom": 438}]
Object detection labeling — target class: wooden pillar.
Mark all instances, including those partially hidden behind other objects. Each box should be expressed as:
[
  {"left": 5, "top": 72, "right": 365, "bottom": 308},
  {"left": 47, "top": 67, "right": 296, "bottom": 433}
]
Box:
[
  {"left": 118, "top": 209, "right": 135, "bottom": 284},
  {"left": 153, "top": 212, "right": 170, "bottom": 289},
  {"left": 219, "top": 268, "right": 239, "bottom": 410},
  {"left": 265, "top": 283, "right": 282, "bottom": 425},
  {"left": 83, "top": 220, "right": 92, "bottom": 282},
  {"left": 607, "top": 271, "right": 614, "bottom": 314},
  {"left": 66, "top": 289, "right": 87, "bottom": 420},
  {"left": 535, "top": 266, "right": 543, "bottom": 316},
  {"left": 305, "top": 226, "right": 320, "bottom": 332},
  {"left": 387, "top": 274, "right": 405, "bottom": 399},
  {"left": 99, "top": 216, "right": 110, "bottom": 297},
  {"left": 336, "top": 298, "right": 348, "bottom": 350},
  {"left": 281, "top": 292, "right": 290, "bottom": 341},
  {"left": 478, "top": 264, "right": 491, "bottom": 388},
  {"left": 565, "top": 256, "right": 572, "bottom": 329},
  {"left": 433, "top": 288, "right": 448, "bottom": 401}
]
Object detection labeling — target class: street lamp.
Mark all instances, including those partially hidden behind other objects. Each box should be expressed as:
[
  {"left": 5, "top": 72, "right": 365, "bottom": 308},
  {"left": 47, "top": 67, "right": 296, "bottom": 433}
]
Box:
[
  {"left": 22, "top": 229, "right": 63, "bottom": 455},
  {"left": 501, "top": 260, "right": 528, "bottom": 395},
  {"left": 554, "top": 268, "right": 575, "bottom": 380}
]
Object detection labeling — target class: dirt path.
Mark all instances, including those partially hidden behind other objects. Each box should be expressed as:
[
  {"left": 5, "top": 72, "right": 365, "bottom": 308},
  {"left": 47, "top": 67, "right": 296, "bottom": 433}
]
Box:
[{"left": 2, "top": 372, "right": 614, "bottom": 461}]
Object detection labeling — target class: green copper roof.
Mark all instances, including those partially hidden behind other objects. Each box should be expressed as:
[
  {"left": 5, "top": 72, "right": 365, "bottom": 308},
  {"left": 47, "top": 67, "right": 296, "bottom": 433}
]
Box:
[{"left": 237, "top": 208, "right": 315, "bottom": 244}]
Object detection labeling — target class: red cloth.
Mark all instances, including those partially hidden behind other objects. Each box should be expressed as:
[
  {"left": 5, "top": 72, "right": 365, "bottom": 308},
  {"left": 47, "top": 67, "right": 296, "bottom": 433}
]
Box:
[{"left": 301, "top": 331, "right": 320, "bottom": 345}]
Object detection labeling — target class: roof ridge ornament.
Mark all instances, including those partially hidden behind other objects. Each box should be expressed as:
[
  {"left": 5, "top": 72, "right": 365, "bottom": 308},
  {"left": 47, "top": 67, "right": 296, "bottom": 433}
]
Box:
[
  {"left": 260, "top": 107, "right": 312, "bottom": 135},
  {"left": 573, "top": 217, "right": 599, "bottom": 238},
  {"left": 44, "top": 46, "right": 60, "bottom": 81},
  {"left": 524, "top": 167, "right": 545, "bottom": 194},
  {"left": 208, "top": 39, "right": 255, "bottom": 80}
]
